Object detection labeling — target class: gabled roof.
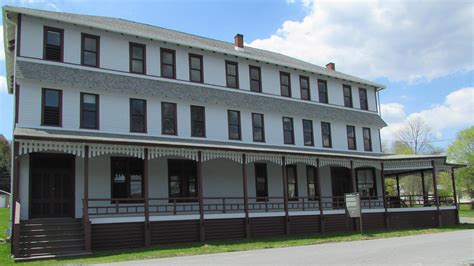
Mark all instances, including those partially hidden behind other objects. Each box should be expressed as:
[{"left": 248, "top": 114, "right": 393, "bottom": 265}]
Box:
[{"left": 3, "top": 5, "right": 386, "bottom": 94}]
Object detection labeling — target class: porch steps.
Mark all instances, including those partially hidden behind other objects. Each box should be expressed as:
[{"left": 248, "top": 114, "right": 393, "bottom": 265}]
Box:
[{"left": 16, "top": 218, "right": 90, "bottom": 260}]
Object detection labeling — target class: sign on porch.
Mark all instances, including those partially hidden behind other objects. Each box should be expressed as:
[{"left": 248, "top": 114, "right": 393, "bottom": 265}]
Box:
[{"left": 345, "top": 193, "right": 361, "bottom": 218}]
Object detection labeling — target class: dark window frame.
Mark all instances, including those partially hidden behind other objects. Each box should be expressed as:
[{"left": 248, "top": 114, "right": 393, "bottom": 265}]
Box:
[
  {"left": 282, "top": 117, "right": 295, "bottom": 145},
  {"left": 41, "top": 88, "right": 62, "bottom": 127},
  {"left": 280, "top": 71, "right": 292, "bottom": 97},
  {"left": 359, "top": 88, "right": 369, "bottom": 110},
  {"left": 227, "top": 110, "right": 242, "bottom": 140},
  {"left": 81, "top": 33, "right": 100, "bottom": 67},
  {"left": 80, "top": 92, "right": 99, "bottom": 130},
  {"left": 306, "top": 165, "right": 318, "bottom": 201},
  {"left": 254, "top": 163, "right": 268, "bottom": 201},
  {"left": 188, "top": 53, "right": 203, "bottom": 83},
  {"left": 168, "top": 159, "right": 198, "bottom": 201},
  {"left": 249, "top": 65, "right": 262, "bottom": 92},
  {"left": 161, "top": 102, "right": 178, "bottom": 136},
  {"left": 321, "top": 122, "right": 332, "bottom": 148},
  {"left": 346, "top": 125, "right": 357, "bottom": 150},
  {"left": 110, "top": 157, "right": 144, "bottom": 203},
  {"left": 225, "top": 60, "right": 239, "bottom": 89},
  {"left": 302, "top": 119, "right": 314, "bottom": 146},
  {"left": 43, "top": 26, "right": 64, "bottom": 62},
  {"left": 356, "top": 167, "right": 377, "bottom": 198},
  {"left": 363, "top": 127, "right": 373, "bottom": 151},
  {"left": 252, "top": 113, "right": 265, "bottom": 142},
  {"left": 161, "top": 48, "right": 176, "bottom": 79},
  {"left": 190, "top": 105, "right": 206, "bottom": 138},
  {"left": 129, "top": 98, "right": 147, "bottom": 133},
  {"left": 343, "top": 84, "right": 353, "bottom": 108},
  {"left": 299, "top": 75, "right": 311, "bottom": 100},
  {"left": 318, "top": 79, "right": 328, "bottom": 104},
  {"left": 286, "top": 164, "right": 298, "bottom": 200},
  {"left": 129, "top": 42, "right": 146, "bottom": 74}
]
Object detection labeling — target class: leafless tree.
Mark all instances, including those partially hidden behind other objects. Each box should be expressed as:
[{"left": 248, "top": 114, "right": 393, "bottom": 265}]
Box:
[{"left": 396, "top": 117, "right": 434, "bottom": 154}]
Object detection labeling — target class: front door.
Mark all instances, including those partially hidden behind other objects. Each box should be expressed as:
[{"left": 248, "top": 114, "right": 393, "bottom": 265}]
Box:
[
  {"left": 30, "top": 154, "right": 75, "bottom": 218},
  {"left": 331, "top": 167, "right": 353, "bottom": 208}
]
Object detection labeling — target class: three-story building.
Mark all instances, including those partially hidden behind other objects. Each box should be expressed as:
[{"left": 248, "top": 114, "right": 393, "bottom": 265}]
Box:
[{"left": 2, "top": 6, "right": 461, "bottom": 260}]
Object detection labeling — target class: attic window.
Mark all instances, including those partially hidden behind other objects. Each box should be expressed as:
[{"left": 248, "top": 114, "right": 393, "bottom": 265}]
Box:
[{"left": 43, "top": 26, "right": 63, "bottom": 61}]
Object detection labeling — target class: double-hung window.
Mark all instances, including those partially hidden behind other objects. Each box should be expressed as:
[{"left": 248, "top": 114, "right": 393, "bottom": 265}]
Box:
[
  {"left": 359, "top": 88, "right": 368, "bottom": 110},
  {"left": 356, "top": 168, "right": 377, "bottom": 197},
  {"left": 280, "top": 72, "right": 291, "bottom": 97},
  {"left": 255, "top": 163, "right": 268, "bottom": 201},
  {"left": 307, "top": 166, "right": 318, "bottom": 200},
  {"left": 111, "top": 157, "right": 144, "bottom": 202},
  {"left": 189, "top": 54, "right": 203, "bottom": 83},
  {"left": 343, "top": 85, "right": 353, "bottom": 107},
  {"left": 43, "top": 27, "right": 63, "bottom": 61},
  {"left": 80, "top": 93, "right": 99, "bottom": 129},
  {"left": 283, "top": 117, "right": 294, "bottom": 144},
  {"left": 162, "top": 102, "right": 177, "bottom": 135},
  {"left": 318, "top": 79, "right": 328, "bottom": 103},
  {"left": 321, "top": 122, "right": 332, "bottom": 148},
  {"left": 228, "top": 110, "right": 241, "bottom": 140},
  {"left": 225, "top": 61, "right": 239, "bottom": 88},
  {"left": 168, "top": 159, "right": 197, "bottom": 201},
  {"left": 299, "top": 75, "right": 310, "bottom": 100},
  {"left": 346, "top": 125, "right": 356, "bottom": 150},
  {"left": 42, "top": 88, "right": 62, "bottom": 126},
  {"left": 190, "top": 105, "right": 205, "bottom": 137},
  {"left": 161, "top": 48, "right": 176, "bottom": 79},
  {"left": 81, "top": 33, "right": 99, "bottom": 67},
  {"left": 252, "top": 113, "right": 265, "bottom": 142},
  {"left": 363, "top": 127, "right": 373, "bottom": 151},
  {"left": 130, "top": 98, "right": 146, "bottom": 133},
  {"left": 249, "top": 65, "right": 262, "bottom": 92},
  {"left": 302, "top": 119, "right": 314, "bottom": 146},
  {"left": 130, "top": 43, "right": 146, "bottom": 74},
  {"left": 286, "top": 165, "right": 298, "bottom": 200}
]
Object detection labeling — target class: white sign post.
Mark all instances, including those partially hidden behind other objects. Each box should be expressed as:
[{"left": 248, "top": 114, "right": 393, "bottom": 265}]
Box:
[{"left": 345, "top": 193, "right": 363, "bottom": 233}]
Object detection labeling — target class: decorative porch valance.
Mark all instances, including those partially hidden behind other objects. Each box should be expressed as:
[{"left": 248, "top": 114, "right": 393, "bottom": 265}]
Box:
[
  {"left": 286, "top": 155, "right": 318, "bottom": 167},
  {"left": 383, "top": 160, "right": 432, "bottom": 171},
  {"left": 353, "top": 160, "right": 382, "bottom": 170},
  {"left": 18, "top": 140, "right": 86, "bottom": 157},
  {"left": 247, "top": 153, "right": 283, "bottom": 165},
  {"left": 148, "top": 147, "right": 198, "bottom": 161},
  {"left": 319, "top": 158, "right": 351, "bottom": 168},
  {"left": 202, "top": 150, "right": 243, "bottom": 163},
  {"left": 435, "top": 165, "right": 452, "bottom": 174},
  {"left": 89, "top": 144, "right": 145, "bottom": 159}
]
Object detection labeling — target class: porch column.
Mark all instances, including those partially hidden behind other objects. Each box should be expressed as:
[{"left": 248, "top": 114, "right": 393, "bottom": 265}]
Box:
[
  {"left": 421, "top": 171, "right": 427, "bottom": 206},
  {"left": 11, "top": 142, "right": 20, "bottom": 257},
  {"left": 451, "top": 167, "right": 460, "bottom": 224},
  {"left": 197, "top": 151, "right": 205, "bottom": 241},
  {"left": 143, "top": 148, "right": 150, "bottom": 246},
  {"left": 242, "top": 154, "right": 250, "bottom": 238},
  {"left": 380, "top": 163, "right": 389, "bottom": 229},
  {"left": 83, "top": 145, "right": 91, "bottom": 251},
  {"left": 396, "top": 174, "right": 401, "bottom": 198},
  {"left": 431, "top": 160, "right": 441, "bottom": 227},
  {"left": 316, "top": 159, "right": 325, "bottom": 233},
  {"left": 350, "top": 160, "right": 357, "bottom": 192},
  {"left": 282, "top": 156, "right": 289, "bottom": 235}
]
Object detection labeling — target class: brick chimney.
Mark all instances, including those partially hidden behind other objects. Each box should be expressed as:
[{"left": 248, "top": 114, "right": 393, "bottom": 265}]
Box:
[
  {"left": 234, "top": 34, "right": 244, "bottom": 49},
  {"left": 326, "top": 62, "right": 335, "bottom": 71}
]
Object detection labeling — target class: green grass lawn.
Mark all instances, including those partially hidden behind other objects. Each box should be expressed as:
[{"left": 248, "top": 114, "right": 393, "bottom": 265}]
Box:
[
  {"left": 0, "top": 208, "right": 473, "bottom": 265},
  {"left": 459, "top": 204, "right": 474, "bottom": 218}
]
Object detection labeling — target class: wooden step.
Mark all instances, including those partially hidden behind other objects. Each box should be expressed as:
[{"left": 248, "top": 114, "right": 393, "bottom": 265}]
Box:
[
  {"left": 15, "top": 251, "right": 92, "bottom": 262},
  {"left": 20, "top": 238, "right": 84, "bottom": 248},
  {"left": 19, "top": 232, "right": 84, "bottom": 241}
]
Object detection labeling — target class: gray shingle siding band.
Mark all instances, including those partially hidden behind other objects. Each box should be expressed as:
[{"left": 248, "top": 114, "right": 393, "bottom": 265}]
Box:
[
  {"left": 16, "top": 60, "right": 387, "bottom": 127},
  {"left": 4, "top": 5, "right": 385, "bottom": 89}
]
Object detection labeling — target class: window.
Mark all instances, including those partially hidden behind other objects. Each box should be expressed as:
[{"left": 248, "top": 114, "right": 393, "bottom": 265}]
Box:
[
  {"left": 356, "top": 168, "right": 377, "bottom": 197},
  {"left": 190, "top": 105, "right": 205, "bottom": 137},
  {"left": 189, "top": 54, "right": 203, "bottom": 83},
  {"left": 343, "top": 85, "right": 353, "bottom": 107},
  {"left": 282, "top": 117, "right": 294, "bottom": 144},
  {"left": 43, "top": 26, "right": 63, "bottom": 61},
  {"left": 249, "top": 65, "right": 262, "bottom": 92},
  {"left": 111, "top": 157, "right": 144, "bottom": 202},
  {"left": 41, "top": 88, "right": 62, "bottom": 126},
  {"left": 225, "top": 61, "right": 239, "bottom": 88},
  {"left": 363, "top": 127, "right": 372, "bottom": 151},
  {"left": 227, "top": 110, "right": 241, "bottom": 140},
  {"left": 299, "top": 75, "right": 310, "bottom": 100},
  {"left": 307, "top": 166, "right": 318, "bottom": 200},
  {"left": 161, "top": 48, "right": 176, "bottom": 79},
  {"left": 162, "top": 102, "right": 177, "bottom": 135},
  {"left": 302, "top": 119, "right": 314, "bottom": 146},
  {"left": 130, "top": 98, "right": 146, "bottom": 133},
  {"left": 129, "top": 42, "right": 146, "bottom": 74},
  {"left": 81, "top": 33, "right": 99, "bottom": 67},
  {"left": 80, "top": 93, "right": 99, "bottom": 129},
  {"left": 318, "top": 79, "right": 328, "bottom": 103},
  {"left": 280, "top": 72, "right": 291, "bottom": 97},
  {"left": 359, "top": 88, "right": 368, "bottom": 110},
  {"left": 168, "top": 159, "right": 197, "bottom": 200},
  {"left": 255, "top": 163, "right": 268, "bottom": 200},
  {"left": 286, "top": 165, "right": 298, "bottom": 200},
  {"left": 321, "top": 122, "right": 332, "bottom": 148},
  {"left": 346, "top": 125, "right": 356, "bottom": 150},
  {"left": 252, "top": 113, "right": 265, "bottom": 142}
]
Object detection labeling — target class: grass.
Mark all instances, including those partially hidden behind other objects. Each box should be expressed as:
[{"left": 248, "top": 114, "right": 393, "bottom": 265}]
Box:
[
  {"left": 0, "top": 208, "right": 472, "bottom": 265},
  {"left": 459, "top": 204, "right": 474, "bottom": 218}
]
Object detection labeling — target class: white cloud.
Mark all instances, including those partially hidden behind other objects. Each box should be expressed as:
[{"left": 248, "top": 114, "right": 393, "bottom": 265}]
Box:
[
  {"left": 0, "top": 76, "right": 7, "bottom": 94},
  {"left": 249, "top": 0, "right": 474, "bottom": 82},
  {"left": 381, "top": 87, "right": 474, "bottom": 143}
]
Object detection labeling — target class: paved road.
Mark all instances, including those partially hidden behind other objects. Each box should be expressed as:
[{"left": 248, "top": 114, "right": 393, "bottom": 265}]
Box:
[{"left": 98, "top": 230, "right": 474, "bottom": 265}]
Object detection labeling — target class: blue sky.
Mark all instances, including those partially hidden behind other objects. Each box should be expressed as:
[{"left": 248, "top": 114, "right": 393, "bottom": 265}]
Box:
[{"left": 1, "top": 0, "right": 473, "bottom": 151}]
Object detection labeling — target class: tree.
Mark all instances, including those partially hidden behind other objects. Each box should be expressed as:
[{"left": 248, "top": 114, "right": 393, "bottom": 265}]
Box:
[
  {"left": 447, "top": 126, "right": 474, "bottom": 199},
  {"left": 395, "top": 117, "right": 436, "bottom": 155},
  {"left": 0, "top": 135, "right": 11, "bottom": 192}
]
